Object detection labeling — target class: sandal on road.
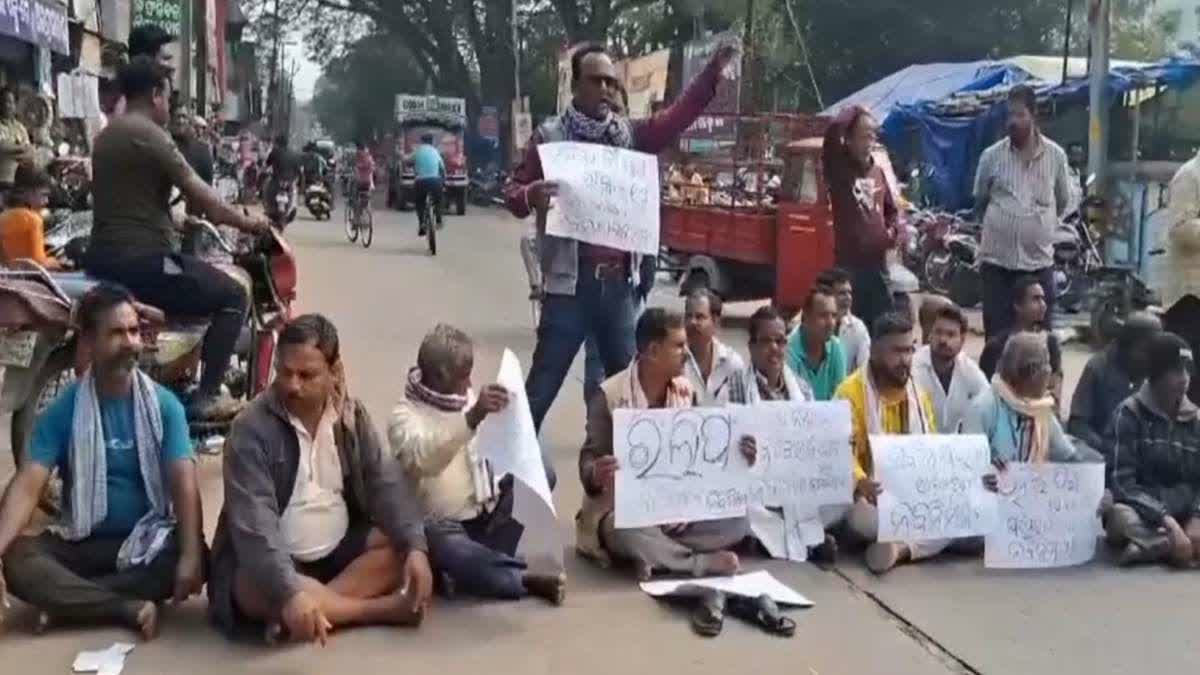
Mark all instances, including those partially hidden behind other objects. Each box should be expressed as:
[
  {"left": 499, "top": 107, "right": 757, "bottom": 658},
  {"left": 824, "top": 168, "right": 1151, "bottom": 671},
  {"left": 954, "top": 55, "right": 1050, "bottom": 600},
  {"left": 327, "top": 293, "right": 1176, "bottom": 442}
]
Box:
[
  {"left": 672, "top": 584, "right": 725, "bottom": 637},
  {"left": 727, "top": 593, "right": 796, "bottom": 638}
]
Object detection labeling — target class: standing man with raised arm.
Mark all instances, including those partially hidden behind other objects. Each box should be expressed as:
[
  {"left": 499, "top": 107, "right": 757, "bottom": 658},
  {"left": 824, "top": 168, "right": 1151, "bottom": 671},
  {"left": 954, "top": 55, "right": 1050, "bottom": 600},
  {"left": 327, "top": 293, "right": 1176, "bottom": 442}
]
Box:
[{"left": 506, "top": 41, "right": 738, "bottom": 432}]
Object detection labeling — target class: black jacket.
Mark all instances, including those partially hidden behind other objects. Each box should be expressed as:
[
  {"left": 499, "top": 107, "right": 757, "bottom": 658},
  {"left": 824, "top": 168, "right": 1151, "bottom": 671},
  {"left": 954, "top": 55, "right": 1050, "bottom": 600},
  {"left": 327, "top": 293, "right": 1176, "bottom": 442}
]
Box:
[{"left": 1109, "top": 386, "right": 1200, "bottom": 526}]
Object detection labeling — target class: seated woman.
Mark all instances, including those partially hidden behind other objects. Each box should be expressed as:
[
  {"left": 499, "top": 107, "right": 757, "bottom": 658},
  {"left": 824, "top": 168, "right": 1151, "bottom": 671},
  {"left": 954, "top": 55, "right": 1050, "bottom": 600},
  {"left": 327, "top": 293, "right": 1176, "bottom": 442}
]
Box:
[
  {"left": 0, "top": 162, "right": 62, "bottom": 269},
  {"left": 965, "top": 331, "right": 1084, "bottom": 464},
  {"left": 1106, "top": 333, "right": 1200, "bottom": 567}
]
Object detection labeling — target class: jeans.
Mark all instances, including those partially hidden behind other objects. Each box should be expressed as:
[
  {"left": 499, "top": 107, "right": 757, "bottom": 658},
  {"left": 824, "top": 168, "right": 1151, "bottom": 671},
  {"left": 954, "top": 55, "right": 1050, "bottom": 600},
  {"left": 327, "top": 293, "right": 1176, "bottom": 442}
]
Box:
[
  {"left": 414, "top": 176, "right": 444, "bottom": 229},
  {"left": 86, "top": 252, "right": 248, "bottom": 397},
  {"left": 425, "top": 477, "right": 527, "bottom": 600},
  {"left": 981, "top": 263, "right": 1056, "bottom": 339},
  {"left": 526, "top": 262, "right": 637, "bottom": 431},
  {"left": 2, "top": 532, "right": 181, "bottom": 624},
  {"left": 583, "top": 335, "right": 604, "bottom": 405},
  {"left": 848, "top": 264, "right": 893, "bottom": 337}
]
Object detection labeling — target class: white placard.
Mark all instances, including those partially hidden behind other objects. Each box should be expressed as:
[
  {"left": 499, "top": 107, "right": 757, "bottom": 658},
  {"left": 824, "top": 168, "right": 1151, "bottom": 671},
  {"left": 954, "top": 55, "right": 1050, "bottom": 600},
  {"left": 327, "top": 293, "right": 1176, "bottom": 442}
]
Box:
[
  {"left": 985, "top": 462, "right": 1105, "bottom": 569},
  {"left": 737, "top": 401, "right": 854, "bottom": 509},
  {"left": 874, "top": 434, "right": 996, "bottom": 542},
  {"left": 475, "top": 349, "right": 555, "bottom": 515},
  {"left": 640, "top": 570, "right": 813, "bottom": 607},
  {"left": 613, "top": 407, "right": 751, "bottom": 528},
  {"left": 538, "top": 141, "right": 660, "bottom": 255}
]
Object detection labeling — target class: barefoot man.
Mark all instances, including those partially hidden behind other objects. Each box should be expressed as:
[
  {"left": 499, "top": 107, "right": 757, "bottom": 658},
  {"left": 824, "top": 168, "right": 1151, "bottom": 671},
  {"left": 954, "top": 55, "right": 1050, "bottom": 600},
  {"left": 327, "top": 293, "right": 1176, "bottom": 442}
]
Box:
[
  {"left": 0, "top": 283, "right": 203, "bottom": 639},
  {"left": 207, "top": 314, "right": 433, "bottom": 644}
]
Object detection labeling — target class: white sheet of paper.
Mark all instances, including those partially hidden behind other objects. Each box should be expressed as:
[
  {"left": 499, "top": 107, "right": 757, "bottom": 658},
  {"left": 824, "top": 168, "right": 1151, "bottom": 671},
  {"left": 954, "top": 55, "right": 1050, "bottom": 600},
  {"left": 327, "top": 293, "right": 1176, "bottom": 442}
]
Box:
[
  {"left": 783, "top": 505, "right": 826, "bottom": 563},
  {"left": 511, "top": 476, "right": 564, "bottom": 571},
  {"left": 73, "top": 643, "right": 134, "bottom": 675},
  {"left": 613, "top": 406, "right": 752, "bottom": 528},
  {"left": 735, "top": 401, "right": 854, "bottom": 509},
  {"left": 538, "top": 142, "right": 660, "bottom": 255},
  {"left": 873, "top": 434, "right": 996, "bottom": 542},
  {"left": 748, "top": 505, "right": 787, "bottom": 559},
  {"left": 639, "top": 570, "right": 813, "bottom": 607},
  {"left": 475, "top": 349, "right": 555, "bottom": 515},
  {"left": 985, "top": 462, "right": 1105, "bottom": 569}
]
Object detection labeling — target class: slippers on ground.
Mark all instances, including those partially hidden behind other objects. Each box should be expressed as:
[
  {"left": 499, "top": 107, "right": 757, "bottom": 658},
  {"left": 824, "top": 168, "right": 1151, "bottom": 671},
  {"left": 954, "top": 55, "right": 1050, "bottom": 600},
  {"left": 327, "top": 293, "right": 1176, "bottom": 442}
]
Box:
[
  {"left": 673, "top": 583, "right": 725, "bottom": 637},
  {"left": 727, "top": 593, "right": 796, "bottom": 638}
]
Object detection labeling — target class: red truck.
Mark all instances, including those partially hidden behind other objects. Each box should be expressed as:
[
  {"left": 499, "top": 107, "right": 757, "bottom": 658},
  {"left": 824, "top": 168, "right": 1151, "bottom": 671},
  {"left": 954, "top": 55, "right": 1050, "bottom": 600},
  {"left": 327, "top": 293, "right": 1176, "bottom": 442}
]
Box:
[{"left": 387, "top": 95, "right": 470, "bottom": 215}]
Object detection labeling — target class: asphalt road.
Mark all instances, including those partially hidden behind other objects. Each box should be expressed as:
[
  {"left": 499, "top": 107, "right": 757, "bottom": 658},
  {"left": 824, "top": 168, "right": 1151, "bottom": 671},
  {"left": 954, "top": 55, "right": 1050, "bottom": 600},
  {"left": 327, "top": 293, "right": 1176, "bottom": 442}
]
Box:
[{"left": 0, "top": 205, "right": 1192, "bottom": 675}]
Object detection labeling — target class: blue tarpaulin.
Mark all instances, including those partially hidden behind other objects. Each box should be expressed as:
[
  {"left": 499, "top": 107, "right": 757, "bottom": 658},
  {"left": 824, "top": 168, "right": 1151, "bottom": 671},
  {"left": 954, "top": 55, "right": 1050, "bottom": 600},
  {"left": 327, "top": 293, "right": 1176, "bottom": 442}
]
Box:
[
  {"left": 825, "top": 61, "right": 1030, "bottom": 119},
  {"left": 874, "top": 59, "right": 1200, "bottom": 209}
]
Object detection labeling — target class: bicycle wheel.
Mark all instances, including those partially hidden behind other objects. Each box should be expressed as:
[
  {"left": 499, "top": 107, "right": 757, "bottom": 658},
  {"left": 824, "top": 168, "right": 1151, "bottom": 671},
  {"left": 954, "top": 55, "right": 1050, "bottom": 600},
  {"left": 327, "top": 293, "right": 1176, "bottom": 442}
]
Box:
[
  {"left": 345, "top": 200, "right": 358, "bottom": 242},
  {"left": 426, "top": 204, "right": 437, "bottom": 256},
  {"left": 361, "top": 206, "right": 374, "bottom": 248}
]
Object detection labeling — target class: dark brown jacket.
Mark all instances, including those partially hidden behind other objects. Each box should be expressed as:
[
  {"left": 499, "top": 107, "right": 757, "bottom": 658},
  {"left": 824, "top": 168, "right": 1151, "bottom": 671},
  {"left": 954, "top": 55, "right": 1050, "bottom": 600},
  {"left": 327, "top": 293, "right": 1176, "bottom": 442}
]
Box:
[{"left": 207, "top": 388, "right": 426, "bottom": 636}]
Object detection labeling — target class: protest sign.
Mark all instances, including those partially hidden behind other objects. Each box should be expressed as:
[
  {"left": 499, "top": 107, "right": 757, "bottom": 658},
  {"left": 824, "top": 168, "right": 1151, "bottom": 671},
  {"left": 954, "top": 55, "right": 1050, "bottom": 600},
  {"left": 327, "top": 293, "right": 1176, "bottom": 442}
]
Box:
[
  {"left": 985, "top": 463, "right": 1105, "bottom": 569},
  {"left": 538, "top": 142, "right": 660, "bottom": 255},
  {"left": 736, "top": 401, "right": 853, "bottom": 510},
  {"left": 874, "top": 434, "right": 995, "bottom": 542},
  {"left": 613, "top": 407, "right": 751, "bottom": 528},
  {"left": 475, "top": 350, "right": 555, "bottom": 514}
]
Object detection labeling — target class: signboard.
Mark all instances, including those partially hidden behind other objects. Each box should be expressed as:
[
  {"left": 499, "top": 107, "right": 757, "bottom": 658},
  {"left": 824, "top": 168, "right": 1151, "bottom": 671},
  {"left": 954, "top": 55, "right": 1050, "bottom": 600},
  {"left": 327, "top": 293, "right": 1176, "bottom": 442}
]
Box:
[
  {"left": 395, "top": 94, "right": 467, "bottom": 121},
  {"left": 478, "top": 105, "right": 499, "bottom": 140},
  {"left": 613, "top": 407, "right": 751, "bottom": 528},
  {"left": 680, "top": 31, "right": 741, "bottom": 146},
  {"left": 539, "top": 142, "right": 660, "bottom": 255},
  {"left": 133, "top": 0, "right": 180, "bottom": 31},
  {"left": 623, "top": 48, "right": 670, "bottom": 120},
  {"left": 985, "top": 463, "right": 1105, "bottom": 569},
  {"left": 874, "top": 434, "right": 996, "bottom": 542},
  {"left": 736, "top": 401, "right": 854, "bottom": 510},
  {"left": 0, "top": 0, "right": 69, "bottom": 55}
]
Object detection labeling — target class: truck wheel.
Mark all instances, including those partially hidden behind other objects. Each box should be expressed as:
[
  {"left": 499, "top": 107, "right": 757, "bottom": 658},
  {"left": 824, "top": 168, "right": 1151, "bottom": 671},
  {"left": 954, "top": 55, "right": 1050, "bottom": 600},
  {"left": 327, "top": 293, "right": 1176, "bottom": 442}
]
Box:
[{"left": 455, "top": 189, "right": 466, "bottom": 216}]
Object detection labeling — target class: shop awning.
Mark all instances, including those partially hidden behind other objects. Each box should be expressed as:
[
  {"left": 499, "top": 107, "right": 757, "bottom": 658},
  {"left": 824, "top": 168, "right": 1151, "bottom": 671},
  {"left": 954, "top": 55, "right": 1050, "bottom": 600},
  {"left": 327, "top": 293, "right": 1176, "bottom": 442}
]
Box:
[{"left": 0, "top": 0, "right": 69, "bottom": 55}]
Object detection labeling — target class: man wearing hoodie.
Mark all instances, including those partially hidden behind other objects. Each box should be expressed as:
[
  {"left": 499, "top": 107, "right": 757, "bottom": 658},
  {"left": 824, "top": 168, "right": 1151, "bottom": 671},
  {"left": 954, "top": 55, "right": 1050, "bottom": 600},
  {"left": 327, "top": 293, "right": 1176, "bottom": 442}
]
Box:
[{"left": 823, "top": 107, "right": 897, "bottom": 333}]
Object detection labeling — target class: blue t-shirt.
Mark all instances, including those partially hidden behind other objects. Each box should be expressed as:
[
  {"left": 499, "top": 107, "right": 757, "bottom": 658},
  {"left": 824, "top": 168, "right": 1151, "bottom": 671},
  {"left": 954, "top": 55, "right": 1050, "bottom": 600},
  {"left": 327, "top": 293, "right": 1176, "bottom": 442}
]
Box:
[
  {"left": 412, "top": 144, "right": 445, "bottom": 179},
  {"left": 30, "top": 381, "right": 193, "bottom": 537}
]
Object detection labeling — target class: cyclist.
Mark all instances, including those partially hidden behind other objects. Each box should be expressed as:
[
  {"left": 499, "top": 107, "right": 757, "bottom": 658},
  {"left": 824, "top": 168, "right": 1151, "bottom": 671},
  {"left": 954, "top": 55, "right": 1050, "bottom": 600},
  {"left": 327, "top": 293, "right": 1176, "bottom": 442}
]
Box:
[
  {"left": 412, "top": 132, "right": 445, "bottom": 236},
  {"left": 352, "top": 141, "right": 375, "bottom": 221}
]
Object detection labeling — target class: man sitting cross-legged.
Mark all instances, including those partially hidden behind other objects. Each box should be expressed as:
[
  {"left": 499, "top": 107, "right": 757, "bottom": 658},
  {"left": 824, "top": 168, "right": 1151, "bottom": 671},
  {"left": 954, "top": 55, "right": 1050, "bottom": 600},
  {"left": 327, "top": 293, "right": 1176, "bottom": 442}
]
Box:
[
  {"left": 834, "top": 312, "right": 940, "bottom": 575},
  {"left": 207, "top": 314, "right": 433, "bottom": 644},
  {"left": 388, "top": 324, "right": 565, "bottom": 605},
  {"left": 1106, "top": 333, "right": 1200, "bottom": 567},
  {"left": 912, "top": 302, "right": 989, "bottom": 433},
  {"left": 0, "top": 283, "right": 203, "bottom": 640},
  {"left": 576, "top": 308, "right": 756, "bottom": 580}
]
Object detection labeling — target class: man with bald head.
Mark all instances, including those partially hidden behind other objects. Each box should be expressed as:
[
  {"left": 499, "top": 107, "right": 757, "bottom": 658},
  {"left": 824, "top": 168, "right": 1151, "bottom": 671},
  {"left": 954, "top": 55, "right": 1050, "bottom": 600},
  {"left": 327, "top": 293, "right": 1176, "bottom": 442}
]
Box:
[
  {"left": 506, "top": 40, "right": 739, "bottom": 433},
  {"left": 1069, "top": 312, "right": 1162, "bottom": 461}
]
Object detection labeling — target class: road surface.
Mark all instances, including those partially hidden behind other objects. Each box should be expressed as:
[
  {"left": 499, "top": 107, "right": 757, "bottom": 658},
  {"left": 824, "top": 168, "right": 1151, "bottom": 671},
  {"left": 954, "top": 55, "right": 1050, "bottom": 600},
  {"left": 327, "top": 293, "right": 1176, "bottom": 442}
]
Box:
[{"left": 1, "top": 205, "right": 1194, "bottom": 674}]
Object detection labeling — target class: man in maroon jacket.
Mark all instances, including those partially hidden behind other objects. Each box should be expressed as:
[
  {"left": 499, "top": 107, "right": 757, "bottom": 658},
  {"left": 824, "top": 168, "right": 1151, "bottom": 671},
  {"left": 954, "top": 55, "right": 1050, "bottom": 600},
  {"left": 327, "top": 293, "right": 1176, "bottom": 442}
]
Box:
[
  {"left": 823, "top": 106, "right": 898, "bottom": 334},
  {"left": 505, "top": 41, "right": 737, "bottom": 437}
]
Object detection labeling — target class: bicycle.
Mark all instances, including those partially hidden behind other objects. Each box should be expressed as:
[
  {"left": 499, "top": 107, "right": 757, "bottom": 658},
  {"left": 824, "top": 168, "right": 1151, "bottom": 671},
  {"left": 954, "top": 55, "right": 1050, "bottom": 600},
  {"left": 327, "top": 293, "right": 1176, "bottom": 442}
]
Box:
[
  {"left": 344, "top": 186, "right": 374, "bottom": 248},
  {"left": 419, "top": 193, "right": 437, "bottom": 256}
]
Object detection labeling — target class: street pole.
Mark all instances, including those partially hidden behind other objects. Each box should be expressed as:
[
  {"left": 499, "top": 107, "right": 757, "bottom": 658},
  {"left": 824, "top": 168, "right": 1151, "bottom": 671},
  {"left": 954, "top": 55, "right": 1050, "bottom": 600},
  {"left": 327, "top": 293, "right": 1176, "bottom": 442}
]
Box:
[
  {"left": 512, "top": 0, "right": 521, "bottom": 107},
  {"left": 269, "top": 0, "right": 281, "bottom": 134},
  {"left": 1086, "top": 0, "right": 1109, "bottom": 201},
  {"left": 180, "top": 0, "right": 194, "bottom": 109}
]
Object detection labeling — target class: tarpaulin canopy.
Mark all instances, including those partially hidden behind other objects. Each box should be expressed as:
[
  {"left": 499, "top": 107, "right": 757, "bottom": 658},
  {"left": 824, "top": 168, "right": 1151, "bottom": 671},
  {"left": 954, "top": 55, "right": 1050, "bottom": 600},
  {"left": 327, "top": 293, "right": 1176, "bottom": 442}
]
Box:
[{"left": 825, "top": 61, "right": 1030, "bottom": 119}]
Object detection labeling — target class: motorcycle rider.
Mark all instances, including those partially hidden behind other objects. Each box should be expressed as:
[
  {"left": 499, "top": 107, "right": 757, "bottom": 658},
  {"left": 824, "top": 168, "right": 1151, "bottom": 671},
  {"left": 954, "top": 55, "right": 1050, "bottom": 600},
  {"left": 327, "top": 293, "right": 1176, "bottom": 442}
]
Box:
[
  {"left": 411, "top": 133, "right": 444, "bottom": 235},
  {"left": 265, "top": 133, "right": 300, "bottom": 225},
  {"left": 300, "top": 141, "right": 328, "bottom": 192},
  {"left": 86, "top": 56, "right": 271, "bottom": 420}
]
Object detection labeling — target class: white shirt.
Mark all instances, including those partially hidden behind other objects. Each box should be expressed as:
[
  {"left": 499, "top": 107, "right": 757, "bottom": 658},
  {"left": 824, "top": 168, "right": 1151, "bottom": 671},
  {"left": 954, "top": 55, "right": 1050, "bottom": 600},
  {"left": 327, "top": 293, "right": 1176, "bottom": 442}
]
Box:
[
  {"left": 912, "top": 345, "right": 990, "bottom": 433},
  {"left": 839, "top": 314, "right": 871, "bottom": 371},
  {"left": 685, "top": 337, "right": 745, "bottom": 405},
  {"left": 280, "top": 406, "right": 349, "bottom": 562}
]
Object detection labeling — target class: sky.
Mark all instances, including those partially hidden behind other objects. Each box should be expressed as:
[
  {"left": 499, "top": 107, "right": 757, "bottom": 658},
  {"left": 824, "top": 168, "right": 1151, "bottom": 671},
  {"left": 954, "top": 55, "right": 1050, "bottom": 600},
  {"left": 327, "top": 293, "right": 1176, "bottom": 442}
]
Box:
[{"left": 288, "top": 42, "right": 321, "bottom": 102}]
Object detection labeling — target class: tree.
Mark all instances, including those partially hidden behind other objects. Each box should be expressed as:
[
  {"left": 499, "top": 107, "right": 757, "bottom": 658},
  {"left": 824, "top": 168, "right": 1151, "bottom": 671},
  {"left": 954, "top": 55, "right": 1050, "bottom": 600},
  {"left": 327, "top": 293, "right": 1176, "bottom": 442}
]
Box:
[{"left": 309, "top": 32, "right": 428, "bottom": 142}]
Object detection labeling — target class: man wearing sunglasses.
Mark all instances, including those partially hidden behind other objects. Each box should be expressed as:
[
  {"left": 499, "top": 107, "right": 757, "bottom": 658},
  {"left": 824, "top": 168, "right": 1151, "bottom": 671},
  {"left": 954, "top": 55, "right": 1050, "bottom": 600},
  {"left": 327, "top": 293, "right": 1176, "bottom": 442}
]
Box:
[{"left": 506, "top": 40, "right": 738, "bottom": 434}]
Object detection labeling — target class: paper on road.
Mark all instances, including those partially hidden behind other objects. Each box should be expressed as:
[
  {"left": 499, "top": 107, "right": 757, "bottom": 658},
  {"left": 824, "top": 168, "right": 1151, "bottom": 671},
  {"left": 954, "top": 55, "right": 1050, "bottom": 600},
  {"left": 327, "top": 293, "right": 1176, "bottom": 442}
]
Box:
[
  {"left": 640, "top": 570, "right": 813, "bottom": 607},
  {"left": 73, "top": 643, "right": 134, "bottom": 675},
  {"left": 475, "top": 349, "right": 555, "bottom": 515}
]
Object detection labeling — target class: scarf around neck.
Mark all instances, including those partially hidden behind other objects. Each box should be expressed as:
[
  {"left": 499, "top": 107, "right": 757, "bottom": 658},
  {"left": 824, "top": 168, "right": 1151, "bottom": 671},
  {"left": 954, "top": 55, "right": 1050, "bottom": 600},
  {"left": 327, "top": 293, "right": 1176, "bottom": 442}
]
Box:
[
  {"left": 991, "top": 375, "right": 1056, "bottom": 463},
  {"left": 734, "top": 364, "right": 813, "bottom": 404},
  {"left": 624, "top": 359, "right": 692, "bottom": 409},
  {"left": 864, "top": 367, "right": 930, "bottom": 436},
  {"left": 53, "top": 369, "right": 173, "bottom": 569},
  {"left": 406, "top": 367, "right": 469, "bottom": 413},
  {"left": 561, "top": 103, "right": 633, "bottom": 148}
]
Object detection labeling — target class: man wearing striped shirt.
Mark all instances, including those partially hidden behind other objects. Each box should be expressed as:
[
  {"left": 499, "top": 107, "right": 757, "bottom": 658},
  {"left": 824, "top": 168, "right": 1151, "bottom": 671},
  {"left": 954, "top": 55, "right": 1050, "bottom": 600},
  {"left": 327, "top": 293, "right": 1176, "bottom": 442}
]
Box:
[{"left": 973, "top": 85, "right": 1073, "bottom": 339}]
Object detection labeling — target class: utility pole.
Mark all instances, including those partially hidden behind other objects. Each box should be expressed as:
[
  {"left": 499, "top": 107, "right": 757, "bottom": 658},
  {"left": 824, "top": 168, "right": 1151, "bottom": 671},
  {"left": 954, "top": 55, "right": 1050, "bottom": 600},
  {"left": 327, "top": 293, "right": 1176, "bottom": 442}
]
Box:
[
  {"left": 512, "top": 0, "right": 521, "bottom": 106},
  {"left": 269, "top": 0, "right": 281, "bottom": 134},
  {"left": 1086, "top": 0, "right": 1109, "bottom": 201}
]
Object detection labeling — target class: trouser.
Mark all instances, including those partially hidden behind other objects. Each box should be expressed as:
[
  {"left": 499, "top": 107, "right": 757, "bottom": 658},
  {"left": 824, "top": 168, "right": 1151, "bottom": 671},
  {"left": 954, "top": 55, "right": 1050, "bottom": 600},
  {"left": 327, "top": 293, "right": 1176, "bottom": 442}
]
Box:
[
  {"left": 2, "top": 532, "right": 181, "bottom": 623},
  {"left": 600, "top": 516, "right": 749, "bottom": 577},
  {"left": 846, "top": 264, "right": 892, "bottom": 335},
  {"left": 981, "top": 263, "right": 1056, "bottom": 339},
  {"left": 1163, "top": 295, "right": 1200, "bottom": 404},
  {"left": 526, "top": 263, "right": 637, "bottom": 432},
  {"left": 414, "top": 177, "right": 444, "bottom": 228},
  {"left": 425, "top": 478, "right": 528, "bottom": 600},
  {"left": 844, "top": 498, "right": 980, "bottom": 560},
  {"left": 86, "top": 252, "right": 248, "bottom": 397},
  {"left": 1105, "top": 503, "right": 1169, "bottom": 558},
  {"left": 583, "top": 335, "right": 604, "bottom": 406}
]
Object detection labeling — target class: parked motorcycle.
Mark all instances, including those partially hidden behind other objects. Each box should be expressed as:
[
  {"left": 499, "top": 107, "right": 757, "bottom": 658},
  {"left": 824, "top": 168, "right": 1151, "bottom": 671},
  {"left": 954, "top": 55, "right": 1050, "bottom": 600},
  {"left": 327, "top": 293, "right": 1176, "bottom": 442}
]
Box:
[
  {"left": 469, "top": 167, "right": 507, "bottom": 207},
  {"left": 1052, "top": 211, "right": 1104, "bottom": 314},
  {"left": 922, "top": 219, "right": 983, "bottom": 308},
  {"left": 304, "top": 181, "right": 333, "bottom": 220},
  {"left": 0, "top": 219, "right": 297, "bottom": 470},
  {"left": 904, "top": 209, "right": 969, "bottom": 292}
]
